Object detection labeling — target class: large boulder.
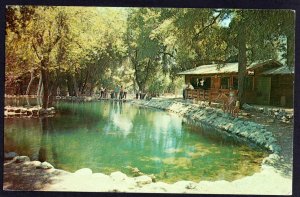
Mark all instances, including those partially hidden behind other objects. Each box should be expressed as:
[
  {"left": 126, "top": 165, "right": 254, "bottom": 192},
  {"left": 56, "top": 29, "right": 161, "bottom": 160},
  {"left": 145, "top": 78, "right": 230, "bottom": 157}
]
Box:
[
  {"left": 31, "top": 161, "right": 42, "bottom": 167},
  {"left": 74, "top": 168, "right": 93, "bottom": 176},
  {"left": 110, "top": 171, "right": 128, "bottom": 181},
  {"left": 134, "top": 175, "right": 152, "bottom": 185}
]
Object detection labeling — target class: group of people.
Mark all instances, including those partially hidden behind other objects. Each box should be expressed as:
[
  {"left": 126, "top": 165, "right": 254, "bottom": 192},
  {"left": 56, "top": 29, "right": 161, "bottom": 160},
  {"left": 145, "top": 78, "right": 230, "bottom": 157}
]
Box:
[{"left": 99, "top": 85, "right": 127, "bottom": 100}]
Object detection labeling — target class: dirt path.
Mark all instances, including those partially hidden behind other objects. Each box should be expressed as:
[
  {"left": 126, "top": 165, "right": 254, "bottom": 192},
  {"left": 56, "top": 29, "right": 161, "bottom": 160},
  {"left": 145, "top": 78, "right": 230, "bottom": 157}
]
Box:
[{"left": 243, "top": 110, "right": 293, "bottom": 176}]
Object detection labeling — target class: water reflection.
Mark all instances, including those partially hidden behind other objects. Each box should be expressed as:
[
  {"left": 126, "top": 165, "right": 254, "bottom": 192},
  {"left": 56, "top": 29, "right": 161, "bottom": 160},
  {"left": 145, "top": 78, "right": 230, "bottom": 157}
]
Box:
[
  {"left": 4, "top": 101, "right": 267, "bottom": 183},
  {"left": 111, "top": 102, "right": 133, "bottom": 135}
]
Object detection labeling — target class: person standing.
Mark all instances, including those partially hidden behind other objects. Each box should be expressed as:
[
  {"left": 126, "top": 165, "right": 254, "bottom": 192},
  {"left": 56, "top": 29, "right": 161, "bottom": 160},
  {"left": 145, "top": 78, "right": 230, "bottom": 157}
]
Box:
[
  {"left": 114, "top": 85, "right": 120, "bottom": 99},
  {"left": 182, "top": 83, "right": 187, "bottom": 99},
  {"left": 119, "top": 85, "right": 124, "bottom": 99},
  {"left": 100, "top": 87, "right": 104, "bottom": 98},
  {"left": 123, "top": 86, "right": 127, "bottom": 99},
  {"left": 104, "top": 88, "right": 108, "bottom": 99}
]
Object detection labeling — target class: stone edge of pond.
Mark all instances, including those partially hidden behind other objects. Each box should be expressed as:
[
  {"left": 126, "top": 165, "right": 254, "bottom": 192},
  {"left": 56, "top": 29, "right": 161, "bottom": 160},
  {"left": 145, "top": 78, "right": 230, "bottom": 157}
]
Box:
[
  {"left": 129, "top": 99, "right": 282, "bottom": 154},
  {"left": 3, "top": 154, "right": 291, "bottom": 194},
  {"left": 4, "top": 106, "right": 56, "bottom": 118}
]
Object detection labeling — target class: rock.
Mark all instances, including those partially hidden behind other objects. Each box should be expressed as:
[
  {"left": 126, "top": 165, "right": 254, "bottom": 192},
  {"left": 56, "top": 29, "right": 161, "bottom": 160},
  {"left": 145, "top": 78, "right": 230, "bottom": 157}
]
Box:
[
  {"left": 48, "top": 107, "right": 55, "bottom": 111},
  {"left": 15, "top": 156, "right": 30, "bottom": 163},
  {"left": 92, "top": 173, "right": 111, "bottom": 181},
  {"left": 149, "top": 174, "right": 156, "bottom": 182},
  {"left": 26, "top": 110, "right": 33, "bottom": 116},
  {"left": 4, "top": 152, "right": 18, "bottom": 160},
  {"left": 39, "top": 109, "right": 48, "bottom": 115},
  {"left": 14, "top": 108, "right": 21, "bottom": 113},
  {"left": 110, "top": 171, "right": 128, "bottom": 181},
  {"left": 7, "top": 107, "right": 14, "bottom": 112},
  {"left": 7, "top": 112, "right": 17, "bottom": 116},
  {"left": 36, "top": 161, "right": 54, "bottom": 169},
  {"left": 135, "top": 175, "right": 152, "bottom": 185},
  {"left": 32, "top": 108, "right": 39, "bottom": 116},
  {"left": 241, "top": 112, "right": 250, "bottom": 117},
  {"left": 31, "top": 161, "right": 42, "bottom": 167},
  {"left": 242, "top": 103, "right": 254, "bottom": 111},
  {"left": 74, "top": 168, "right": 93, "bottom": 176},
  {"left": 20, "top": 108, "right": 27, "bottom": 114}
]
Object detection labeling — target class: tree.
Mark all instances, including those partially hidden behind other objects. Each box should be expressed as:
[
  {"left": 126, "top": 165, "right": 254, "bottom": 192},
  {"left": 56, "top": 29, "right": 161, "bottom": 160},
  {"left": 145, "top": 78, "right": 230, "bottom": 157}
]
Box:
[{"left": 226, "top": 9, "right": 295, "bottom": 105}]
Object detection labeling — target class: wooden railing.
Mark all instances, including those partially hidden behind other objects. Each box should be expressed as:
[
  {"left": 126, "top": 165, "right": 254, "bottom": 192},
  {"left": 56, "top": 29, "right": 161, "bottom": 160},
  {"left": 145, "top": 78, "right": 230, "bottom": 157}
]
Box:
[{"left": 186, "top": 89, "right": 238, "bottom": 103}]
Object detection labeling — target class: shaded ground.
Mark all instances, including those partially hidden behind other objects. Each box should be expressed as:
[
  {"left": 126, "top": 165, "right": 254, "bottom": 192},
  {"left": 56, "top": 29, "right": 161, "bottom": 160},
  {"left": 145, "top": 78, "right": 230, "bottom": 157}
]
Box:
[
  {"left": 242, "top": 109, "right": 293, "bottom": 176},
  {"left": 3, "top": 160, "right": 69, "bottom": 191}
]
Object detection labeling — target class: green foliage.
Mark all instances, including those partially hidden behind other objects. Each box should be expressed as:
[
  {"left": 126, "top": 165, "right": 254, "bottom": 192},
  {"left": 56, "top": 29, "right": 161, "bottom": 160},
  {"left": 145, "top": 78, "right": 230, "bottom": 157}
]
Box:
[{"left": 5, "top": 6, "right": 295, "bottom": 98}]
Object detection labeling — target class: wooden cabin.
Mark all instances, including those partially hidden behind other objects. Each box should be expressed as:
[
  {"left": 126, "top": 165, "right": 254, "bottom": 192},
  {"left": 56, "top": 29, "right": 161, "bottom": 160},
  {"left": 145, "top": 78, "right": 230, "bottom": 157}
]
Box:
[{"left": 178, "top": 59, "right": 294, "bottom": 107}]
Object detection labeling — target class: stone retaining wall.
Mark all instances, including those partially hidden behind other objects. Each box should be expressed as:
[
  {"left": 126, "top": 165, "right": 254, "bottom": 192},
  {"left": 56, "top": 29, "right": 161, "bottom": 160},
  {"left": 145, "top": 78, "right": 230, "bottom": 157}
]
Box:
[
  {"left": 4, "top": 106, "right": 55, "bottom": 118},
  {"left": 130, "top": 99, "right": 281, "bottom": 153}
]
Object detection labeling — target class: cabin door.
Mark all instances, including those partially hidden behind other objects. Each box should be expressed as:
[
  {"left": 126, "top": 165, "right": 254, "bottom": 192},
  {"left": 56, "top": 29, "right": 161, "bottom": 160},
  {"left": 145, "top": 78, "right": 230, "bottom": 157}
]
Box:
[{"left": 256, "top": 77, "right": 271, "bottom": 105}]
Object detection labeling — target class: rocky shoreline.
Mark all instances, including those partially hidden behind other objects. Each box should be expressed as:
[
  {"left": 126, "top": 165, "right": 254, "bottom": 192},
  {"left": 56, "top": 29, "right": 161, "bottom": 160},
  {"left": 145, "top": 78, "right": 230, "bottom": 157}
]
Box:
[
  {"left": 129, "top": 99, "right": 282, "bottom": 153},
  {"left": 4, "top": 106, "right": 55, "bottom": 118},
  {"left": 3, "top": 154, "right": 292, "bottom": 194}
]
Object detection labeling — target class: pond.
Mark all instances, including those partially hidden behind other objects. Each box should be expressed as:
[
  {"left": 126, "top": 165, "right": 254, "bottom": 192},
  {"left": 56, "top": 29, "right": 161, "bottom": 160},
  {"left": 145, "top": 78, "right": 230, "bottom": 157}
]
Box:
[{"left": 4, "top": 100, "right": 268, "bottom": 183}]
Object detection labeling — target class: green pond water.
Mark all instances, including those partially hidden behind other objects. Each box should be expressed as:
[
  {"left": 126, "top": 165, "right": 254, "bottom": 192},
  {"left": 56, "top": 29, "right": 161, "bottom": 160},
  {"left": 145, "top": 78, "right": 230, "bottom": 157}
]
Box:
[{"left": 4, "top": 100, "right": 268, "bottom": 183}]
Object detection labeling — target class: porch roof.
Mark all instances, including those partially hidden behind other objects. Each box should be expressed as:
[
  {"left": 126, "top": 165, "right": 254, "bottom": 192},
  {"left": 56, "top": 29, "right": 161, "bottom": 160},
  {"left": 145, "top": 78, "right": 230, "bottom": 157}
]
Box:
[{"left": 177, "top": 59, "right": 282, "bottom": 75}]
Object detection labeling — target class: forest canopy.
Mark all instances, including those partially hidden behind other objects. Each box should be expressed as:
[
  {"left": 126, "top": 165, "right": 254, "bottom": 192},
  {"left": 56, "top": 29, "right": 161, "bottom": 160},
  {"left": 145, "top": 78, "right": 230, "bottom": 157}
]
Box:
[{"left": 5, "top": 6, "right": 295, "bottom": 108}]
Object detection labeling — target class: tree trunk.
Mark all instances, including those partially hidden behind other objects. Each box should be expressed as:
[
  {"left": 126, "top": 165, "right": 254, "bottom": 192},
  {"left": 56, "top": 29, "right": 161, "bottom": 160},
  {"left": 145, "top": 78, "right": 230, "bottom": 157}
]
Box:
[
  {"left": 89, "top": 83, "right": 94, "bottom": 96},
  {"left": 41, "top": 58, "right": 50, "bottom": 109},
  {"left": 73, "top": 75, "right": 79, "bottom": 97},
  {"left": 81, "top": 71, "right": 89, "bottom": 95},
  {"left": 37, "top": 73, "right": 42, "bottom": 96},
  {"left": 48, "top": 83, "right": 57, "bottom": 107},
  {"left": 26, "top": 70, "right": 35, "bottom": 95},
  {"left": 237, "top": 20, "right": 247, "bottom": 107}
]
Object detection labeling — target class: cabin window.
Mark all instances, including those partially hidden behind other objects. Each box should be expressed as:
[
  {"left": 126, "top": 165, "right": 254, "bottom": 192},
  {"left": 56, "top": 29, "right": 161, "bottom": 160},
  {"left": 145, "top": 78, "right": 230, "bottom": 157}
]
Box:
[
  {"left": 190, "top": 77, "right": 198, "bottom": 88},
  {"left": 233, "top": 77, "right": 238, "bottom": 89},
  {"left": 245, "top": 76, "right": 254, "bottom": 91},
  {"left": 221, "top": 77, "right": 230, "bottom": 89}
]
